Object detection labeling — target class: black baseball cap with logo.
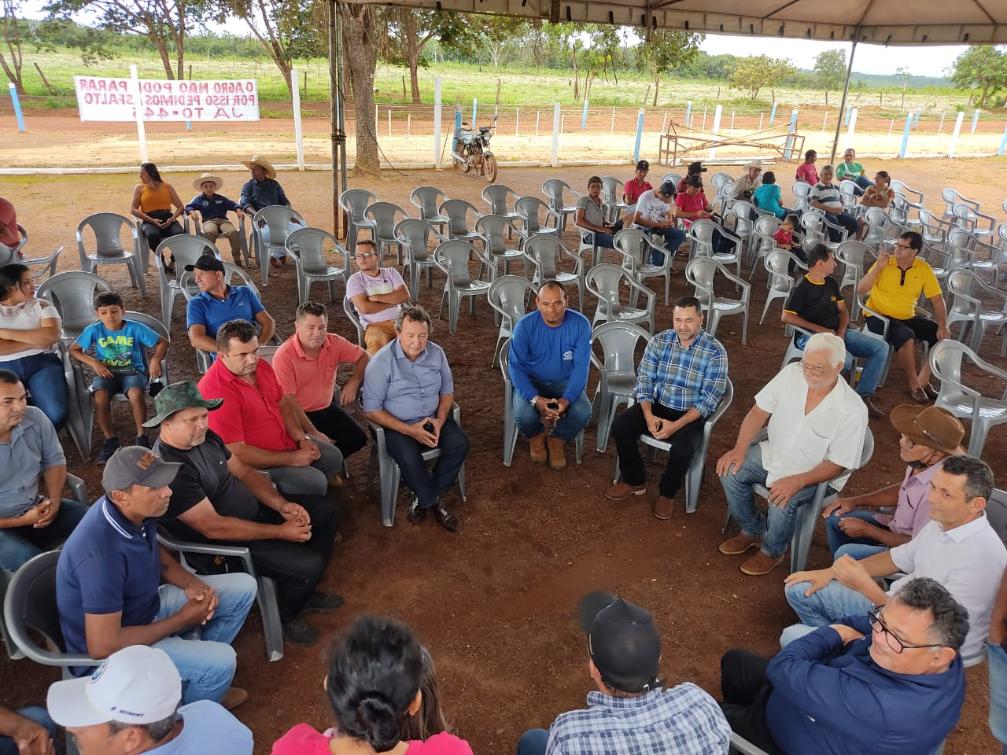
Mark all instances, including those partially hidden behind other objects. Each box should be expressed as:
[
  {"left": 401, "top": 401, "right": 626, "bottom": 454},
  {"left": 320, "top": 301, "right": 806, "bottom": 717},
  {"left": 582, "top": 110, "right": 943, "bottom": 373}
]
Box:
[
  {"left": 578, "top": 591, "right": 662, "bottom": 694},
  {"left": 636, "top": 160, "right": 650, "bottom": 171},
  {"left": 183, "top": 254, "right": 225, "bottom": 274}
]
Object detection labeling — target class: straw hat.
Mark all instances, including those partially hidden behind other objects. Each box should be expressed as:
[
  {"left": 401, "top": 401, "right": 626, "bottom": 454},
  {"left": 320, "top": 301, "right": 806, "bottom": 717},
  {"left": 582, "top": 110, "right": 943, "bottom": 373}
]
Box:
[
  {"left": 242, "top": 155, "right": 276, "bottom": 180},
  {"left": 889, "top": 404, "right": 966, "bottom": 456},
  {"left": 745, "top": 160, "right": 763, "bottom": 170},
  {"left": 192, "top": 172, "right": 223, "bottom": 191}
]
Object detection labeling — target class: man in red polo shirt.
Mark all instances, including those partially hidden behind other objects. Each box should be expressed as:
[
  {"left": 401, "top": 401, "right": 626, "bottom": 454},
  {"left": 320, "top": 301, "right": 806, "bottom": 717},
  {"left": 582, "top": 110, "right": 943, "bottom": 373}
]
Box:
[
  {"left": 622, "top": 160, "right": 653, "bottom": 208},
  {"left": 197, "top": 318, "right": 344, "bottom": 496},
  {"left": 272, "top": 301, "right": 369, "bottom": 461}
]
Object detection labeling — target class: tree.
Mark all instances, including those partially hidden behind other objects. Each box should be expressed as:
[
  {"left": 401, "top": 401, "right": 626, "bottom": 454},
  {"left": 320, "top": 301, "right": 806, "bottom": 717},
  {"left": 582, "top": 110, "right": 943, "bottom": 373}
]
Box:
[
  {"left": 383, "top": 9, "right": 480, "bottom": 103},
  {"left": 0, "top": 0, "right": 24, "bottom": 94},
  {"left": 895, "top": 66, "right": 912, "bottom": 109},
  {"left": 636, "top": 29, "right": 701, "bottom": 106},
  {"left": 339, "top": 1, "right": 384, "bottom": 175},
  {"left": 45, "top": 0, "right": 202, "bottom": 79},
  {"left": 729, "top": 55, "right": 795, "bottom": 100},
  {"left": 813, "top": 49, "right": 846, "bottom": 105},
  {"left": 950, "top": 46, "right": 1007, "bottom": 109}
]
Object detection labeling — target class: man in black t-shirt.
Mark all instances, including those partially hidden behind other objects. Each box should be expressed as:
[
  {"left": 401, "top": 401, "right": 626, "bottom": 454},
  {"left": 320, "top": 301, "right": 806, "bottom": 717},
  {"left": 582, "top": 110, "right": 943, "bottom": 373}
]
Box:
[
  {"left": 145, "top": 380, "right": 343, "bottom": 647},
  {"left": 781, "top": 243, "right": 889, "bottom": 419}
]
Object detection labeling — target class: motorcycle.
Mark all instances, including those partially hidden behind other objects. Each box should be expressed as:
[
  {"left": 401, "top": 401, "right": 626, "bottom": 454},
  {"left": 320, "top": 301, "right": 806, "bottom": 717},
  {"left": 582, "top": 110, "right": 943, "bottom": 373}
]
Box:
[{"left": 451, "top": 114, "right": 498, "bottom": 182}]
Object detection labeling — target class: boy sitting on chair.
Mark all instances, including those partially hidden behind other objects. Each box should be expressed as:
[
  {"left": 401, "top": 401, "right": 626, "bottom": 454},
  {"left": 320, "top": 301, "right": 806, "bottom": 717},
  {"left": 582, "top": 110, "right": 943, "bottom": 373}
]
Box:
[{"left": 70, "top": 292, "right": 167, "bottom": 462}]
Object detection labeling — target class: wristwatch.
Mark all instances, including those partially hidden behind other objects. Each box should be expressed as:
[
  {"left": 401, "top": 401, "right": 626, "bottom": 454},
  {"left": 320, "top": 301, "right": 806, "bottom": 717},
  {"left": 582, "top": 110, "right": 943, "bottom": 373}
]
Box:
[{"left": 530, "top": 396, "right": 538, "bottom": 408}]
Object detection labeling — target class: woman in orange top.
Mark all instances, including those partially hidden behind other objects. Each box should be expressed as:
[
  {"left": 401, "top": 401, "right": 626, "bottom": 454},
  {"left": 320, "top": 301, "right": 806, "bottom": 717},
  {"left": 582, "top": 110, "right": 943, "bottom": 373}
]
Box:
[{"left": 130, "top": 162, "right": 184, "bottom": 271}]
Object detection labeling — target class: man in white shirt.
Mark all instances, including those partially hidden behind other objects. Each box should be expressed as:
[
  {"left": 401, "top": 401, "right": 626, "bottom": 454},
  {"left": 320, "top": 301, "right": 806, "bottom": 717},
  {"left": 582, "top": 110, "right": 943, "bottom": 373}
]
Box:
[
  {"left": 47, "top": 644, "right": 253, "bottom": 754},
  {"left": 809, "top": 164, "right": 858, "bottom": 241},
  {"left": 630, "top": 181, "right": 685, "bottom": 264},
  {"left": 716, "top": 332, "right": 868, "bottom": 576},
  {"left": 344, "top": 239, "right": 410, "bottom": 355},
  {"left": 783, "top": 454, "right": 1005, "bottom": 661}
]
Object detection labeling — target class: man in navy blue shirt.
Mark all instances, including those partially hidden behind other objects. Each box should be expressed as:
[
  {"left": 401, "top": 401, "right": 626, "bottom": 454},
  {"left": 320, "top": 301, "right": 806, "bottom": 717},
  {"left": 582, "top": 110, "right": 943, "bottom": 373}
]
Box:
[
  {"left": 185, "top": 173, "right": 244, "bottom": 265},
  {"left": 719, "top": 577, "right": 967, "bottom": 755},
  {"left": 508, "top": 281, "right": 592, "bottom": 471},
  {"left": 239, "top": 155, "right": 299, "bottom": 266},
  {"left": 56, "top": 446, "right": 257, "bottom": 709}
]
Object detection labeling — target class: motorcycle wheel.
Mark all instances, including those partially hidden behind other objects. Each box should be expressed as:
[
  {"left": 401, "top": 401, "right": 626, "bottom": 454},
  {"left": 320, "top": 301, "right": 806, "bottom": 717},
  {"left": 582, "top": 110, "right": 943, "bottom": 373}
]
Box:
[
  {"left": 484, "top": 154, "right": 498, "bottom": 182},
  {"left": 461, "top": 146, "right": 472, "bottom": 173}
]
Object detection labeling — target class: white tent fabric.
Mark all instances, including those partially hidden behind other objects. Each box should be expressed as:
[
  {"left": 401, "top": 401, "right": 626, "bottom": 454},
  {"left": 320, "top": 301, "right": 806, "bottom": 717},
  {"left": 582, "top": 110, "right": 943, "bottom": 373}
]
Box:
[{"left": 348, "top": 0, "right": 1007, "bottom": 45}]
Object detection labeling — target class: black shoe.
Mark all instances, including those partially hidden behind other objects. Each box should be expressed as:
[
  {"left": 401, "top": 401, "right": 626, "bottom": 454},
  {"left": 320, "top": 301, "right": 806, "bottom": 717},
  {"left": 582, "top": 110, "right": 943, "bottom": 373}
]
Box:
[
  {"left": 97, "top": 437, "right": 120, "bottom": 464},
  {"left": 407, "top": 497, "right": 428, "bottom": 525},
  {"left": 305, "top": 591, "right": 344, "bottom": 614},
  {"left": 135, "top": 434, "right": 151, "bottom": 449},
  {"left": 283, "top": 617, "right": 320, "bottom": 646},
  {"left": 432, "top": 501, "right": 462, "bottom": 534}
]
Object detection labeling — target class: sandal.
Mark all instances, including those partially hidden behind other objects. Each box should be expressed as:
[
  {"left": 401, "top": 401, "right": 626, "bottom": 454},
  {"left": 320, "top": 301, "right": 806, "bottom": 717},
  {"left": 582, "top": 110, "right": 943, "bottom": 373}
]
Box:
[{"left": 909, "top": 386, "right": 930, "bottom": 403}]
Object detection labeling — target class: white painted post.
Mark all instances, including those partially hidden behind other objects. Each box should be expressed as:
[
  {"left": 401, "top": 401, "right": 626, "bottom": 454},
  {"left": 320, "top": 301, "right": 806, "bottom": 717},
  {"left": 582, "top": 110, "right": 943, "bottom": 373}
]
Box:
[
  {"left": 845, "top": 107, "right": 858, "bottom": 148},
  {"left": 129, "top": 65, "right": 148, "bottom": 163},
  {"left": 536, "top": 111, "right": 541, "bottom": 137},
  {"left": 291, "top": 69, "right": 304, "bottom": 170},
  {"left": 701, "top": 107, "right": 708, "bottom": 130},
  {"left": 551, "top": 103, "right": 560, "bottom": 167},
  {"left": 407, "top": 113, "right": 411, "bottom": 137},
  {"left": 560, "top": 114, "right": 565, "bottom": 133},
  {"left": 971, "top": 108, "right": 981, "bottom": 135},
  {"left": 822, "top": 112, "right": 828, "bottom": 132},
  {"left": 784, "top": 109, "right": 798, "bottom": 159},
  {"left": 948, "top": 111, "right": 965, "bottom": 158},
  {"left": 387, "top": 108, "right": 392, "bottom": 136},
  {"left": 710, "top": 105, "right": 722, "bottom": 157},
  {"left": 661, "top": 111, "right": 668, "bottom": 134},
  {"left": 937, "top": 111, "right": 946, "bottom": 135},
  {"left": 610, "top": 107, "right": 616, "bottom": 134},
  {"left": 433, "top": 77, "right": 442, "bottom": 168},
  {"left": 730, "top": 110, "right": 735, "bottom": 130},
  {"left": 758, "top": 112, "right": 764, "bottom": 130},
  {"left": 888, "top": 119, "right": 894, "bottom": 136},
  {"left": 515, "top": 107, "right": 520, "bottom": 136}
]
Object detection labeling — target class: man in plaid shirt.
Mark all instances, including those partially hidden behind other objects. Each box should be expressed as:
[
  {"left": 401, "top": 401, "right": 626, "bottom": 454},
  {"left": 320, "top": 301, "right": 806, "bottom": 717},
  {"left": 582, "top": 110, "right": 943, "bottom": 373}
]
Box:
[
  {"left": 515, "top": 591, "right": 731, "bottom": 754},
  {"left": 606, "top": 296, "right": 728, "bottom": 520}
]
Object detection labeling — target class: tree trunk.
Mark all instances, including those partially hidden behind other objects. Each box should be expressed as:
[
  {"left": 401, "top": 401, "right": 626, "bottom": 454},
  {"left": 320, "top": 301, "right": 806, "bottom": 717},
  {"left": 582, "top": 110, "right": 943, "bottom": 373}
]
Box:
[
  {"left": 0, "top": 0, "right": 24, "bottom": 94},
  {"left": 340, "top": 3, "right": 381, "bottom": 176},
  {"left": 403, "top": 10, "right": 421, "bottom": 104},
  {"left": 150, "top": 34, "right": 174, "bottom": 79},
  {"left": 652, "top": 75, "right": 659, "bottom": 107},
  {"left": 824, "top": 90, "right": 829, "bottom": 105}
]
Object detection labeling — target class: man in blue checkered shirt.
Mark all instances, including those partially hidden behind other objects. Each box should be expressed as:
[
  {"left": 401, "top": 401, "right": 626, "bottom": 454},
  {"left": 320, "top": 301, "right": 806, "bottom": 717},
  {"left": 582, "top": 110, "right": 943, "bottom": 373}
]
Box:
[
  {"left": 605, "top": 296, "right": 728, "bottom": 520},
  {"left": 515, "top": 591, "right": 731, "bottom": 754}
]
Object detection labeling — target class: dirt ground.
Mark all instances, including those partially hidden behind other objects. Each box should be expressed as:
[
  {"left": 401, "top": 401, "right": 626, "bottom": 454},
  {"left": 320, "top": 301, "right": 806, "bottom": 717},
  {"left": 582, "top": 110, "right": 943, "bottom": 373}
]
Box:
[{"left": 1, "top": 156, "right": 1005, "bottom": 754}]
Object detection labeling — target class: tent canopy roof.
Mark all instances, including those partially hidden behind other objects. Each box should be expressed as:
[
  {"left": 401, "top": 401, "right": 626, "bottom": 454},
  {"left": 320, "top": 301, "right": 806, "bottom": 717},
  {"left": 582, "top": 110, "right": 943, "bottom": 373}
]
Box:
[{"left": 350, "top": 0, "right": 1007, "bottom": 45}]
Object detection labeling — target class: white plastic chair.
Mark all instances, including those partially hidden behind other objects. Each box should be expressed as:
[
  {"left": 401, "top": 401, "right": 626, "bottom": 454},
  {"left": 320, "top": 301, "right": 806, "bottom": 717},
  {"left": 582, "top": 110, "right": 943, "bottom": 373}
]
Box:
[
  {"left": 839, "top": 180, "right": 862, "bottom": 218},
  {"left": 930, "top": 340, "right": 1007, "bottom": 457},
  {"left": 541, "top": 179, "right": 582, "bottom": 232},
  {"left": 600, "top": 176, "right": 629, "bottom": 223},
  {"left": 338, "top": 189, "right": 377, "bottom": 251},
  {"left": 487, "top": 275, "right": 536, "bottom": 368},
  {"left": 514, "top": 196, "right": 561, "bottom": 247},
  {"left": 394, "top": 218, "right": 445, "bottom": 298},
  {"left": 477, "top": 214, "right": 524, "bottom": 279},
  {"left": 891, "top": 179, "right": 925, "bottom": 206},
  {"left": 285, "top": 227, "right": 350, "bottom": 304},
  {"left": 36, "top": 271, "right": 113, "bottom": 342},
  {"left": 748, "top": 215, "right": 781, "bottom": 281},
  {"left": 687, "top": 219, "right": 743, "bottom": 278},
  {"left": 685, "top": 257, "right": 751, "bottom": 345},
  {"left": 439, "top": 199, "right": 482, "bottom": 243},
  {"left": 409, "top": 186, "right": 449, "bottom": 234},
  {"left": 945, "top": 269, "right": 1007, "bottom": 355},
  {"left": 154, "top": 235, "right": 219, "bottom": 327},
  {"left": 590, "top": 321, "right": 652, "bottom": 453},
  {"left": 481, "top": 184, "right": 520, "bottom": 225},
  {"left": 791, "top": 182, "right": 811, "bottom": 213},
  {"left": 434, "top": 240, "right": 493, "bottom": 333},
  {"left": 251, "top": 205, "right": 304, "bottom": 285},
  {"left": 612, "top": 228, "right": 674, "bottom": 305},
  {"left": 364, "top": 202, "right": 408, "bottom": 263},
  {"left": 585, "top": 264, "right": 655, "bottom": 332},
  {"left": 523, "top": 234, "right": 585, "bottom": 307},
  {"left": 760, "top": 250, "right": 807, "bottom": 325},
  {"left": 75, "top": 213, "right": 146, "bottom": 296}
]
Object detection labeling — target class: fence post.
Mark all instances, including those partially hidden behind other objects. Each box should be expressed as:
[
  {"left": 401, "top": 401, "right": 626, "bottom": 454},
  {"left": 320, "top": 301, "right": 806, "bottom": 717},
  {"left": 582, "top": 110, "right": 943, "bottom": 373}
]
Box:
[
  {"left": 710, "top": 105, "right": 722, "bottom": 157},
  {"left": 948, "top": 111, "right": 965, "bottom": 158},
  {"left": 845, "top": 107, "right": 857, "bottom": 148},
  {"left": 632, "top": 108, "right": 645, "bottom": 163},
  {"left": 433, "top": 76, "right": 442, "bottom": 168},
  {"left": 769, "top": 102, "right": 778, "bottom": 125},
  {"left": 291, "top": 69, "right": 304, "bottom": 170},
  {"left": 610, "top": 107, "right": 616, "bottom": 134},
  {"left": 581, "top": 99, "right": 589, "bottom": 129},
  {"left": 515, "top": 107, "right": 520, "bottom": 136},
  {"left": 7, "top": 83, "right": 25, "bottom": 133},
  {"left": 758, "top": 112, "right": 764, "bottom": 130},
  {"left": 660, "top": 110, "right": 668, "bottom": 134},
  {"left": 898, "top": 112, "right": 913, "bottom": 158},
  {"left": 970, "top": 108, "right": 980, "bottom": 135},
  {"left": 407, "top": 113, "right": 411, "bottom": 137},
  {"left": 821, "top": 112, "right": 828, "bottom": 132},
  {"left": 888, "top": 119, "right": 894, "bottom": 136},
  {"left": 998, "top": 127, "right": 1007, "bottom": 156},
  {"left": 701, "top": 107, "right": 707, "bottom": 129},
  {"left": 685, "top": 100, "right": 692, "bottom": 127},
  {"left": 387, "top": 108, "right": 392, "bottom": 136},
  {"left": 536, "top": 111, "right": 540, "bottom": 137},
  {"left": 472, "top": 98, "right": 478, "bottom": 124},
  {"left": 937, "top": 111, "right": 946, "bottom": 135},
  {"left": 129, "top": 65, "right": 148, "bottom": 163},
  {"left": 730, "top": 110, "right": 735, "bottom": 130},
  {"left": 784, "top": 109, "right": 798, "bottom": 159},
  {"left": 455, "top": 108, "right": 462, "bottom": 133},
  {"left": 551, "top": 103, "right": 561, "bottom": 167}
]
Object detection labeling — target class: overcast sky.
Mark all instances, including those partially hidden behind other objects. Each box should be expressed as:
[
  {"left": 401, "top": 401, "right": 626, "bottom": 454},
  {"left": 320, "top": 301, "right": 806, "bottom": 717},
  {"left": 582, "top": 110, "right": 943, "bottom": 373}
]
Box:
[{"left": 18, "top": 0, "right": 968, "bottom": 78}]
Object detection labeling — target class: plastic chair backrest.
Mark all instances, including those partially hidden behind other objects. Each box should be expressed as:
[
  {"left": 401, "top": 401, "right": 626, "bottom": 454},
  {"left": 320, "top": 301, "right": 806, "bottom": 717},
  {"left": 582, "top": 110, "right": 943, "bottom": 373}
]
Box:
[
  {"left": 930, "top": 340, "right": 967, "bottom": 389},
  {"left": 440, "top": 199, "right": 478, "bottom": 235},
  {"left": 365, "top": 202, "right": 405, "bottom": 239},
  {"left": 476, "top": 215, "right": 512, "bottom": 254},
  {"left": 482, "top": 184, "right": 516, "bottom": 215},
  {"left": 79, "top": 212, "right": 132, "bottom": 256},
  {"left": 661, "top": 173, "right": 683, "bottom": 187},
  {"left": 601, "top": 177, "right": 623, "bottom": 206},
  {"left": 489, "top": 275, "right": 534, "bottom": 321},
  {"left": 587, "top": 263, "right": 627, "bottom": 302},
  {"left": 395, "top": 218, "right": 436, "bottom": 261},
  {"left": 516, "top": 197, "right": 549, "bottom": 233},
  {"left": 689, "top": 218, "right": 718, "bottom": 248},
  {"left": 3, "top": 550, "right": 67, "bottom": 656},
  {"left": 592, "top": 321, "right": 652, "bottom": 375},
  {"left": 286, "top": 227, "right": 344, "bottom": 274},
  {"left": 36, "top": 271, "right": 113, "bottom": 336},
  {"left": 987, "top": 489, "right": 1007, "bottom": 546},
  {"left": 711, "top": 172, "right": 732, "bottom": 192},
  {"left": 542, "top": 179, "right": 572, "bottom": 210},
  {"left": 792, "top": 182, "right": 811, "bottom": 211},
  {"left": 339, "top": 189, "right": 376, "bottom": 222},
  {"left": 754, "top": 215, "right": 780, "bottom": 236},
  {"left": 435, "top": 240, "right": 475, "bottom": 286},
  {"left": 732, "top": 201, "right": 756, "bottom": 233},
  {"left": 686, "top": 257, "right": 719, "bottom": 303},
  {"left": 765, "top": 250, "right": 794, "bottom": 290},
  {"left": 410, "top": 187, "right": 447, "bottom": 221},
  {"left": 157, "top": 235, "right": 218, "bottom": 273},
  {"left": 525, "top": 234, "right": 560, "bottom": 278},
  {"left": 839, "top": 180, "right": 858, "bottom": 207},
  {"left": 613, "top": 228, "right": 647, "bottom": 267},
  {"left": 254, "top": 206, "right": 302, "bottom": 246}
]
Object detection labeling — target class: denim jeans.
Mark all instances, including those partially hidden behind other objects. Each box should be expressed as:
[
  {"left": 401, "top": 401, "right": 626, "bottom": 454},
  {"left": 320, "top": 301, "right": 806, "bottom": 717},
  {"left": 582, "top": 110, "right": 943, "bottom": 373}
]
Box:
[
  {"left": 783, "top": 577, "right": 874, "bottom": 629},
  {"left": 266, "top": 437, "right": 344, "bottom": 496},
  {"left": 824, "top": 212, "right": 859, "bottom": 242},
  {"left": 0, "top": 352, "right": 69, "bottom": 431},
  {"left": 152, "top": 572, "right": 257, "bottom": 704},
  {"left": 793, "top": 329, "right": 886, "bottom": 397},
  {"left": 383, "top": 416, "right": 469, "bottom": 508},
  {"left": 0, "top": 707, "right": 56, "bottom": 755},
  {"left": 648, "top": 227, "right": 686, "bottom": 265},
  {"left": 824, "top": 509, "right": 889, "bottom": 557},
  {"left": 586, "top": 231, "right": 614, "bottom": 250},
  {"left": 720, "top": 443, "right": 823, "bottom": 558},
  {"left": 512, "top": 380, "right": 591, "bottom": 442},
  {"left": 0, "top": 499, "right": 87, "bottom": 571},
  {"left": 988, "top": 642, "right": 1007, "bottom": 751},
  {"left": 516, "top": 729, "right": 549, "bottom": 755}
]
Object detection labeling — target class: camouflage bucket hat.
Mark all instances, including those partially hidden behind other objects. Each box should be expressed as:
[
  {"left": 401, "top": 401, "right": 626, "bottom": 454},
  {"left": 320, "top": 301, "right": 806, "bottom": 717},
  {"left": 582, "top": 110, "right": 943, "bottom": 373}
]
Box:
[{"left": 142, "top": 380, "right": 222, "bottom": 428}]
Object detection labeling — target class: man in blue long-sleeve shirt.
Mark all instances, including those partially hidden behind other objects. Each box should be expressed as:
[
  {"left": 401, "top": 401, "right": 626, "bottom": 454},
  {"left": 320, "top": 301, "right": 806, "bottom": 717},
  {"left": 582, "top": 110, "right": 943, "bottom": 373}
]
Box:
[
  {"left": 606, "top": 296, "right": 727, "bottom": 520},
  {"left": 508, "top": 281, "right": 592, "bottom": 471},
  {"left": 239, "top": 155, "right": 299, "bottom": 266},
  {"left": 719, "top": 577, "right": 967, "bottom": 755}
]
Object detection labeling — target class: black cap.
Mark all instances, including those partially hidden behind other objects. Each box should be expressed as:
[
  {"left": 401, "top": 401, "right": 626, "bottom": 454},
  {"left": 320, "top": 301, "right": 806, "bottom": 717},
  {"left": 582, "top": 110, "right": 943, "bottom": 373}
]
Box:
[
  {"left": 183, "top": 254, "right": 224, "bottom": 273},
  {"left": 636, "top": 160, "right": 650, "bottom": 171},
  {"left": 687, "top": 161, "right": 707, "bottom": 174},
  {"left": 579, "top": 591, "right": 661, "bottom": 694},
  {"left": 658, "top": 181, "right": 676, "bottom": 198}
]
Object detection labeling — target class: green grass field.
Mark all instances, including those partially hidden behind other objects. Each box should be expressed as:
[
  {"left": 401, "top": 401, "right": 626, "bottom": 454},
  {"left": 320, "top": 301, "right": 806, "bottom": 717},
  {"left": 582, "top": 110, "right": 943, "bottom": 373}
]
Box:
[{"left": 10, "top": 46, "right": 979, "bottom": 116}]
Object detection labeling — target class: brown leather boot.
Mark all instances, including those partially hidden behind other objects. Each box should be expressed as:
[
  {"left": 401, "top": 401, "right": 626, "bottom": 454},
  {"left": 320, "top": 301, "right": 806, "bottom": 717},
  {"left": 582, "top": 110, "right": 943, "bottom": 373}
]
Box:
[
  {"left": 529, "top": 434, "right": 547, "bottom": 464},
  {"left": 546, "top": 436, "right": 567, "bottom": 470}
]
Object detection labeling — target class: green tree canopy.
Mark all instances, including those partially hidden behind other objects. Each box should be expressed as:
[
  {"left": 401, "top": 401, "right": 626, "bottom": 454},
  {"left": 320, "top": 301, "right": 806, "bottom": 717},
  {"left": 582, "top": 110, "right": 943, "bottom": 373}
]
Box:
[
  {"left": 729, "top": 55, "right": 795, "bottom": 100},
  {"left": 636, "top": 29, "right": 701, "bottom": 106},
  {"left": 813, "top": 48, "right": 846, "bottom": 104},
  {"left": 950, "top": 46, "right": 1007, "bottom": 108}
]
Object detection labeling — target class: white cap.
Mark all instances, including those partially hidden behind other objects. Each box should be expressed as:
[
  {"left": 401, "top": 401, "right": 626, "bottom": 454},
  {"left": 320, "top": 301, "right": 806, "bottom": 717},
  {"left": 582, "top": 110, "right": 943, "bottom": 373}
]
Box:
[{"left": 47, "top": 645, "right": 181, "bottom": 727}]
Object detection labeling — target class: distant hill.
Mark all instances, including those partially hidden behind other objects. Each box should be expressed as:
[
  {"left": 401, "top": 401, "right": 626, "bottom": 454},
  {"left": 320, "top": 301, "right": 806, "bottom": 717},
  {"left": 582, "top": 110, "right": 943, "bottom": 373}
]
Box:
[{"left": 849, "top": 72, "right": 951, "bottom": 88}]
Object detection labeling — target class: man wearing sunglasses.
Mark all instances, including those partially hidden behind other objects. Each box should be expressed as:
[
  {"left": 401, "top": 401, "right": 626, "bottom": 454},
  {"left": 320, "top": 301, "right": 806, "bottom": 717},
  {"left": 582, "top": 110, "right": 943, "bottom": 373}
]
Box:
[
  {"left": 857, "top": 230, "right": 949, "bottom": 403},
  {"left": 783, "top": 454, "right": 1005, "bottom": 664},
  {"left": 720, "top": 577, "right": 968, "bottom": 755},
  {"left": 345, "top": 239, "right": 410, "bottom": 355}
]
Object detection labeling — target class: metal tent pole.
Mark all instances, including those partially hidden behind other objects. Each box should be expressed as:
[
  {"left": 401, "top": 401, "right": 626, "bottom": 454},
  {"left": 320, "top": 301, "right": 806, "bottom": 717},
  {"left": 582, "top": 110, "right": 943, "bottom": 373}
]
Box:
[
  {"left": 829, "top": 39, "right": 858, "bottom": 165},
  {"left": 329, "top": 0, "right": 348, "bottom": 239}
]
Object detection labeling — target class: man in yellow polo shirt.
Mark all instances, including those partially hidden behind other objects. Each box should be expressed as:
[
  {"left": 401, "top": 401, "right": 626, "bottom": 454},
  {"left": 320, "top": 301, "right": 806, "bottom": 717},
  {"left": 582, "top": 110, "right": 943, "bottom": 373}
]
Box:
[{"left": 857, "top": 231, "right": 949, "bottom": 402}]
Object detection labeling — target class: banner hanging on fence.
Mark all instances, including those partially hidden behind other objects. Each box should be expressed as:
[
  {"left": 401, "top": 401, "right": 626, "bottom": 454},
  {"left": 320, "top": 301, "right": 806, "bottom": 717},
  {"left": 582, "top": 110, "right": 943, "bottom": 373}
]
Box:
[{"left": 74, "top": 77, "right": 259, "bottom": 122}]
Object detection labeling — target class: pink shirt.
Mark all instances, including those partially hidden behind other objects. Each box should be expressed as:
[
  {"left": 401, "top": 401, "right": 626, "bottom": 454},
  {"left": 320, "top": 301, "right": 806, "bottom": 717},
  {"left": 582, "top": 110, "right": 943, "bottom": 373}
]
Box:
[
  {"left": 346, "top": 268, "right": 407, "bottom": 327},
  {"left": 795, "top": 163, "right": 819, "bottom": 185},
  {"left": 876, "top": 462, "right": 942, "bottom": 537},
  {"left": 674, "top": 191, "right": 708, "bottom": 229},
  {"left": 273, "top": 333, "right": 364, "bottom": 412},
  {"left": 271, "top": 725, "right": 474, "bottom": 755}
]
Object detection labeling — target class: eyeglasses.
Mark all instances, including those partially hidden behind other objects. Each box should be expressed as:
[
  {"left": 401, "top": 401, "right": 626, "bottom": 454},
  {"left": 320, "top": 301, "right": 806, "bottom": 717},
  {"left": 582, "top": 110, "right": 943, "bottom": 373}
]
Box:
[
  {"left": 800, "top": 360, "right": 832, "bottom": 376},
  {"left": 868, "top": 607, "right": 944, "bottom": 654},
  {"left": 894, "top": 242, "right": 914, "bottom": 250},
  {"left": 354, "top": 252, "right": 377, "bottom": 260}
]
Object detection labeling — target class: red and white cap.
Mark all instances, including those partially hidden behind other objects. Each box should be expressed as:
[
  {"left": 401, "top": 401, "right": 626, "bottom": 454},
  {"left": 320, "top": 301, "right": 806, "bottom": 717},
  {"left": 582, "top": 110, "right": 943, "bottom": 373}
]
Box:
[{"left": 47, "top": 645, "right": 181, "bottom": 727}]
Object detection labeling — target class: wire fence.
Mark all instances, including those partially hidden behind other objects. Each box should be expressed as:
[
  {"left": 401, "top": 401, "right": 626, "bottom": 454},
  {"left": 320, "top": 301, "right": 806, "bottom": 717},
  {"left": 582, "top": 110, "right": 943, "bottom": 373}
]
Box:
[{"left": 3, "top": 88, "right": 1007, "bottom": 174}]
